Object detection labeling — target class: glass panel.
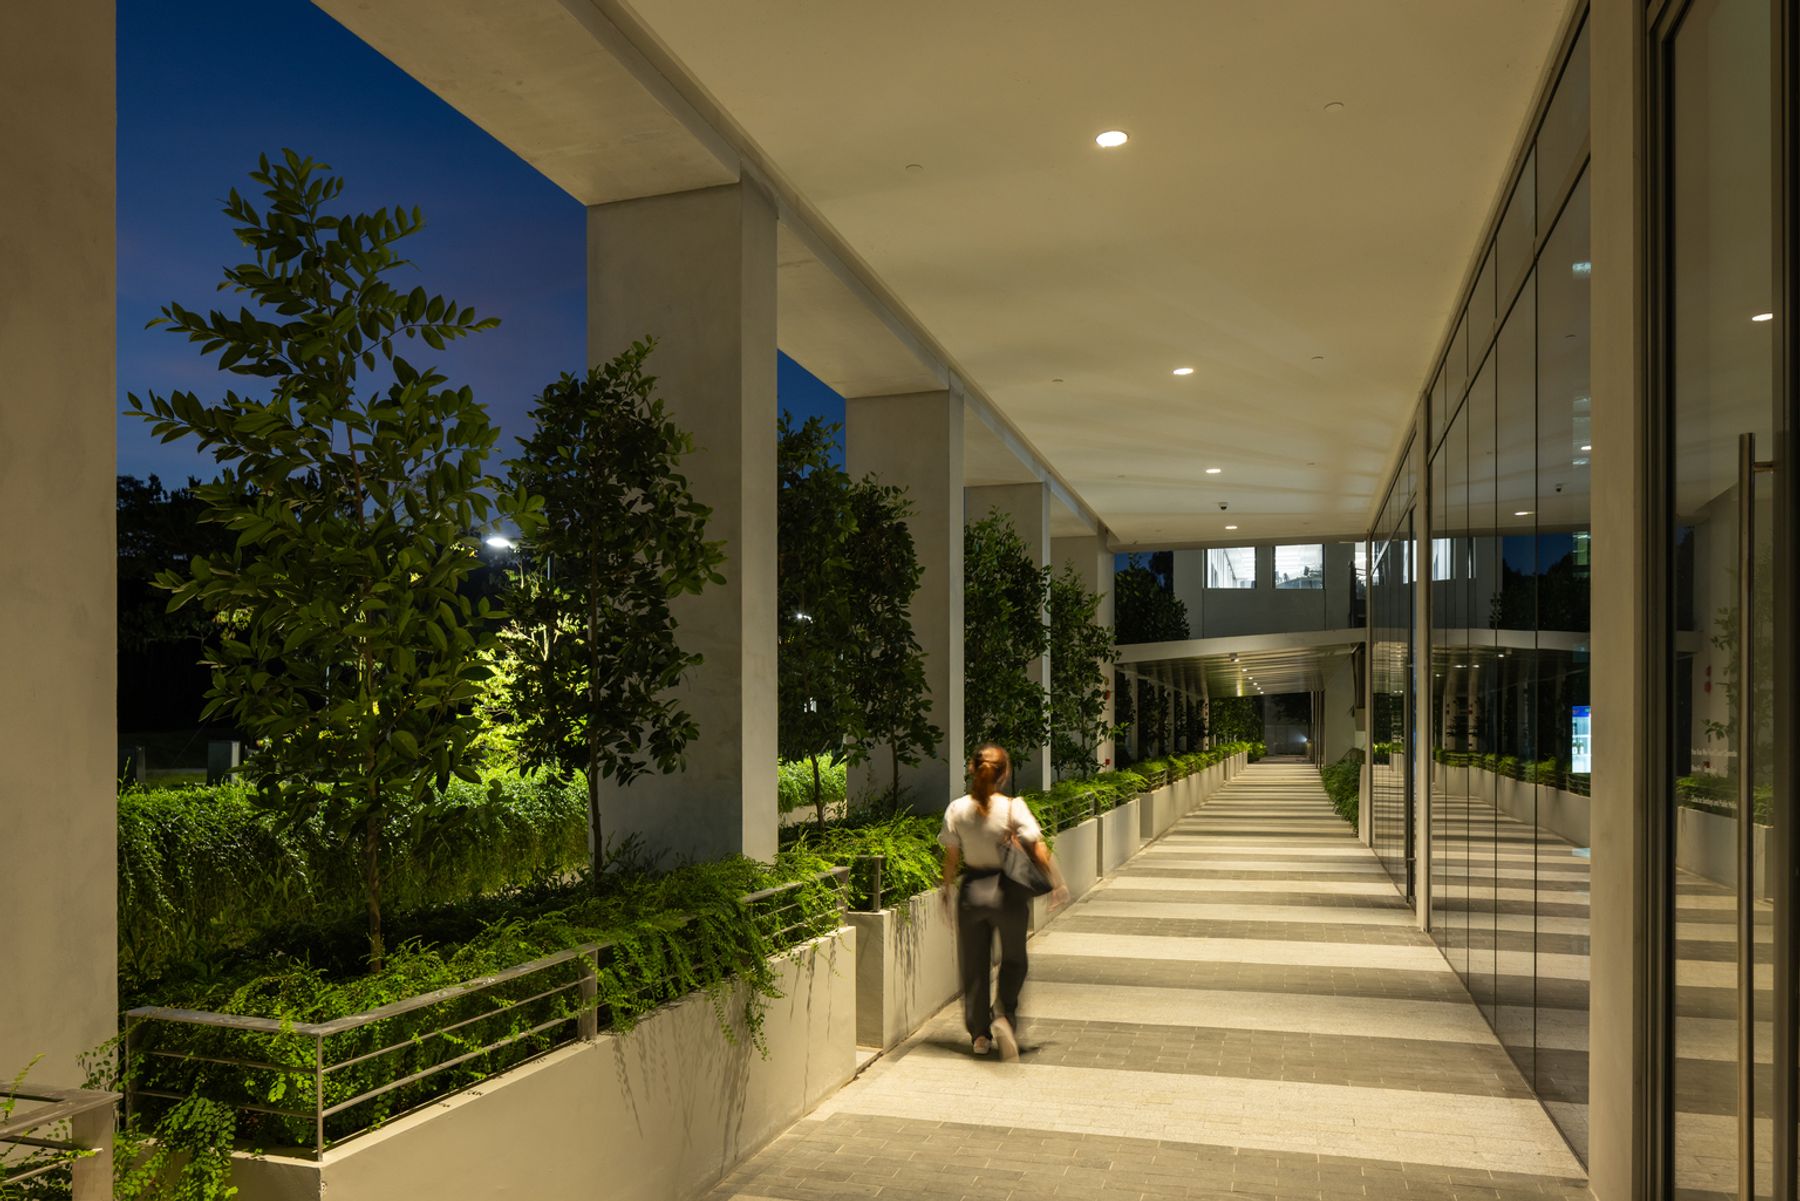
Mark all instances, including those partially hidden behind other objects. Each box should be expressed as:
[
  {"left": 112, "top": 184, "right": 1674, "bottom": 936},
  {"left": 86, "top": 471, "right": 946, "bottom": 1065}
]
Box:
[
  {"left": 1537, "top": 20, "right": 1590, "bottom": 221},
  {"left": 1274, "top": 544, "right": 1324, "bottom": 589},
  {"left": 1467, "top": 353, "right": 1499, "bottom": 1025},
  {"left": 1447, "top": 312, "right": 1470, "bottom": 414},
  {"left": 1498, "top": 150, "right": 1537, "bottom": 310},
  {"left": 1432, "top": 368, "right": 1448, "bottom": 453},
  {"left": 1667, "top": 2, "right": 1776, "bottom": 1194},
  {"left": 1495, "top": 265, "right": 1538, "bottom": 1081},
  {"left": 1470, "top": 246, "right": 1498, "bottom": 356},
  {"left": 1206, "top": 546, "right": 1256, "bottom": 589}
]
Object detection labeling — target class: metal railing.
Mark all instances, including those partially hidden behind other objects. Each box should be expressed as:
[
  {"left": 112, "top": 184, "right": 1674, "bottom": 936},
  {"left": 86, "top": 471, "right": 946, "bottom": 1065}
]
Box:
[
  {"left": 1, "top": 1085, "right": 116, "bottom": 1200},
  {"left": 122, "top": 867, "right": 848, "bottom": 1158}
]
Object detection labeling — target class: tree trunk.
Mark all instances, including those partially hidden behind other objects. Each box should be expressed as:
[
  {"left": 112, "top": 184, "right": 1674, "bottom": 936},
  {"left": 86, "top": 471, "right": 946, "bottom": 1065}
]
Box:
[
  {"left": 365, "top": 811, "right": 384, "bottom": 969},
  {"left": 889, "top": 742, "right": 900, "bottom": 814},
  {"left": 588, "top": 747, "right": 604, "bottom": 892},
  {"left": 812, "top": 754, "right": 826, "bottom": 832}
]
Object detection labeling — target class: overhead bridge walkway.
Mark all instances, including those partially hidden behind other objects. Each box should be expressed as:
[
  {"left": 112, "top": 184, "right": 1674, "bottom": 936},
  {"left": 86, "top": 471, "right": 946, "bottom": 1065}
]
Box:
[{"left": 706, "top": 761, "right": 1588, "bottom": 1201}]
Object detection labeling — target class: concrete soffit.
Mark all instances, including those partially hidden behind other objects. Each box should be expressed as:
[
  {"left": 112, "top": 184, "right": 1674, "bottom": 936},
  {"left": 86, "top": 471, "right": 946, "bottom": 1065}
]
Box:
[{"left": 312, "top": 0, "right": 1107, "bottom": 541}]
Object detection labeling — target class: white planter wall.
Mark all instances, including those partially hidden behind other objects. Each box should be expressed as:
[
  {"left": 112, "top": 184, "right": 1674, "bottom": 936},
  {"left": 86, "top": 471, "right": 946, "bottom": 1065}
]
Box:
[
  {"left": 230, "top": 932, "right": 856, "bottom": 1201},
  {"left": 1676, "top": 806, "right": 1771, "bottom": 899},
  {"left": 1099, "top": 797, "right": 1142, "bottom": 874},
  {"left": 848, "top": 902, "right": 960, "bottom": 1051}
]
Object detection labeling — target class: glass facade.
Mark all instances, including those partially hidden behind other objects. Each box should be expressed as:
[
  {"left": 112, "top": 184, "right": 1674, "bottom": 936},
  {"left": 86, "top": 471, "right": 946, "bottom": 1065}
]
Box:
[{"left": 1368, "top": 449, "right": 1416, "bottom": 897}]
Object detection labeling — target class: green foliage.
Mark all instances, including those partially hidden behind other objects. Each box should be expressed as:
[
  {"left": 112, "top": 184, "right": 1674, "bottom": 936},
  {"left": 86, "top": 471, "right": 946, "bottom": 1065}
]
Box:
[
  {"left": 777, "top": 756, "right": 847, "bottom": 816},
  {"left": 502, "top": 340, "right": 724, "bottom": 883},
  {"left": 782, "top": 816, "right": 942, "bottom": 911},
  {"left": 776, "top": 415, "right": 939, "bottom": 820},
  {"left": 1209, "top": 695, "right": 1264, "bottom": 745},
  {"left": 1322, "top": 748, "right": 1364, "bottom": 826},
  {"left": 118, "top": 774, "right": 589, "bottom": 987},
  {"left": 1113, "top": 555, "right": 1189, "bottom": 644},
  {"left": 121, "top": 853, "right": 844, "bottom": 1153},
  {"left": 1048, "top": 565, "right": 1119, "bottom": 778},
  {"left": 126, "top": 151, "right": 528, "bottom": 966},
  {"left": 963, "top": 513, "right": 1051, "bottom": 760},
  {"left": 117, "top": 474, "right": 235, "bottom": 653},
  {"left": 1016, "top": 743, "right": 1254, "bottom": 834}
]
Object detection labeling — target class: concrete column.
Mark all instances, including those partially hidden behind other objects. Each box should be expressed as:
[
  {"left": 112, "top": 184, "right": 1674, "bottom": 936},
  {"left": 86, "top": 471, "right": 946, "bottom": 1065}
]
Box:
[
  {"left": 1587, "top": 1, "right": 1651, "bottom": 1195},
  {"left": 846, "top": 392, "right": 965, "bottom": 811},
  {"left": 0, "top": 2, "right": 117, "bottom": 1086},
  {"left": 588, "top": 181, "right": 777, "bottom": 862},
  {"left": 967, "top": 482, "right": 1051, "bottom": 792},
  {"left": 1053, "top": 534, "right": 1116, "bottom": 773}
]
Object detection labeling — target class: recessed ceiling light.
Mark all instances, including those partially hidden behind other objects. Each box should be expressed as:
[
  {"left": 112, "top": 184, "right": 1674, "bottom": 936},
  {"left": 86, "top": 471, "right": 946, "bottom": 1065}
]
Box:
[
  {"left": 1580, "top": 444, "right": 1592, "bottom": 451},
  {"left": 1172, "top": 366, "right": 1195, "bottom": 376},
  {"left": 1224, "top": 524, "right": 1238, "bottom": 530},
  {"left": 1514, "top": 510, "right": 1532, "bottom": 517},
  {"left": 1753, "top": 312, "right": 1774, "bottom": 322},
  {"left": 1095, "top": 129, "right": 1129, "bottom": 148},
  {"left": 1204, "top": 467, "right": 1222, "bottom": 475}
]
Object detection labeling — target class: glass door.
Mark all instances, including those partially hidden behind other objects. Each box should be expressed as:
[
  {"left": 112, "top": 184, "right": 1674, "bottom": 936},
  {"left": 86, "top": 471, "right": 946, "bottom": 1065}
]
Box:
[{"left": 1655, "top": 0, "right": 1790, "bottom": 1196}]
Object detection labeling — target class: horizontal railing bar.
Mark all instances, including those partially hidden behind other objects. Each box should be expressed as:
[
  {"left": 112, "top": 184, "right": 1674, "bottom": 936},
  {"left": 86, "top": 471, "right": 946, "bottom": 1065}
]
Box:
[
  {"left": 3, "top": 1134, "right": 80, "bottom": 1153},
  {"left": 124, "top": 1006, "right": 303, "bottom": 1036},
  {"left": 145, "top": 1048, "right": 298, "bottom": 1075},
  {"left": 739, "top": 867, "right": 848, "bottom": 905},
  {"left": 2, "top": 1158, "right": 74, "bottom": 1186},
  {"left": 320, "top": 1011, "right": 574, "bottom": 1120},
  {"left": 310, "top": 943, "right": 606, "bottom": 1035},
  {"left": 323, "top": 979, "right": 585, "bottom": 1075},
  {"left": 128, "top": 1088, "right": 313, "bottom": 1122},
  {"left": 0, "top": 1091, "right": 117, "bottom": 1142}
]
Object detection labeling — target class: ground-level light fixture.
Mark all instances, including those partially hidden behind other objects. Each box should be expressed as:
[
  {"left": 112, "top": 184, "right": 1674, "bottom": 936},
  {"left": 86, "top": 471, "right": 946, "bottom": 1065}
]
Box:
[
  {"left": 1752, "top": 312, "right": 1774, "bottom": 322},
  {"left": 1095, "top": 129, "right": 1129, "bottom": 148}
]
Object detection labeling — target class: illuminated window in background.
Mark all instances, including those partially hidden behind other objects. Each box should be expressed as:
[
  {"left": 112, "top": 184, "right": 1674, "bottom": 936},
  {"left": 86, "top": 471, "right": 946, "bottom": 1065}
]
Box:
[
  {"left": 1352, "top": 543, "right": 1368, "bottom": 598},
  {"left": 1206, "top": 546, "right": 1256, "bottom": 588},
  {"left": 1275, "top": 544, "right": 1324, "bottom": 589},
  {"left": 1432, "top": 537, "right": 1456, "bottom": 581}
]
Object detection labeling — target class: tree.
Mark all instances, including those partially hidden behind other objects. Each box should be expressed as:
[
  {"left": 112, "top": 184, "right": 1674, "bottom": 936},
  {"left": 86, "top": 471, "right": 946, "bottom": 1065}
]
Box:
[
  {"left": 505, "top": 342, "right": 725, "bottom": 881},
  {"left": 1211, "top": 695, "right": 1265, "bottom": 744},
  {"left": 128, "top": 151, "right": 523, "bottom": 966},
  {"left": 963, "top": 513, "right": 1050, "bottom": 765},
  {"left": 1114, "top": 554, "right": 1190, "bottom": 643},
  {"left": 846, "top": 478, "right": 940, "bottom": 809},
  {"left": 1048, "top": 565, "right": 1118, "bottom": 778},
  {"left": 776, "top": 415, "right": 860, "bottom": 828}
]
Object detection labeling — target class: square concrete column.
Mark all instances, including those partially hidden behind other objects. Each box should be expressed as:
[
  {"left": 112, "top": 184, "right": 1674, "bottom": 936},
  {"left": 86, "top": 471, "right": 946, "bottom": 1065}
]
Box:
[
  {"left": 846, "top": 392, "right": 965, "bottom": 812},
  {"left": 588, "top": 181, "right": 778, "bottom": 862},
  {"left": 0, "top": 2, "right": 117, "bottom": 1086},
  {"left": 1054, "top": 534, "right": 1116, "bottom": 773},
  {"left": 967, "top": 483, "right": 1052, "bottom": 792}
]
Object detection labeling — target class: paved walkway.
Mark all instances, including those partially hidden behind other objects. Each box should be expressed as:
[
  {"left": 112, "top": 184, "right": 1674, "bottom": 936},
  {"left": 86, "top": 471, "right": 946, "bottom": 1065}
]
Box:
[{"left": 706, "top": 761, "right": 1589, "bottom": 1201}]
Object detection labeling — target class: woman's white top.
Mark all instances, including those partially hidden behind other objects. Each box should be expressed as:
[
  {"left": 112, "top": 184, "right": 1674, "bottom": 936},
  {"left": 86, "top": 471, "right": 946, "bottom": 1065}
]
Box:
[{"left": 939, "top": 793, "right": 1043, "bottom": 870}]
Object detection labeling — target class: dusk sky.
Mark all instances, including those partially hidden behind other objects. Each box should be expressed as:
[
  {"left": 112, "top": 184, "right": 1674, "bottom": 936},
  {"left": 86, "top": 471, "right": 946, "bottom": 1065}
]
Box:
[{"left": 117, "top": 0, "right": 844, "bottom": 486}]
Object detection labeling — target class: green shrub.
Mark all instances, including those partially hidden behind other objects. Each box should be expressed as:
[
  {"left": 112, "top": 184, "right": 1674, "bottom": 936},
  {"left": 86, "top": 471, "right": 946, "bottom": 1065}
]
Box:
[
  {"left": 781, "top": 815, "right": 941, "bottom": 910},
  {"left": 118, "top": 772, "right": 589, "bottom": 987},
  {"left": 777, "top": 755, "right": 848, "bottom": 815},
  {"left": 1321, "top": 748, "right": 1363, "bottom": 826}
]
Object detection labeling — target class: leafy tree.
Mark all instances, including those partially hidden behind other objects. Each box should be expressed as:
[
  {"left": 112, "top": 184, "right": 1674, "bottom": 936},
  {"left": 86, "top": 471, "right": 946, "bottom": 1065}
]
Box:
[
  {"left": 777, "top": 415, "right": 860, "bottom": 828},
  {"left": 504, "top": 341, "right": 724, "bottom": 881},
  {"left": 127, "top": 151, "right": 524, "bottom": 966},
  {"left": 1211, "top": 695, "right": 1265, "bottom": 744},
  {"left": 1114, "top": 553, "right": 1190, "bottom": 643},
  {"left": 118, "top": 474, "right": 233, "bottom": 651},
  {"left": 775, "top": 415, "right": 940, "bottom": 823},
  {"left": 963, "top": 512, "right": 1050, "bottom": 765},
  {"left": 1049, "top": 565, "right": 1118, "bottom": 778},
  {"left": 845, "top": 477, "right": 940, "bottom": 809}
]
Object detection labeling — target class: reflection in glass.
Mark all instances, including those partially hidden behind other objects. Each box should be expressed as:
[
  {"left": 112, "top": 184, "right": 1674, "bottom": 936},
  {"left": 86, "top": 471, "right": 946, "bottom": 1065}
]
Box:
[
  {"left": 1666, "top": 1, "right": 1776, "bottom": 1194},
  {"left": 1274, "top": 544, "right": 1324, "bottom": 589}
]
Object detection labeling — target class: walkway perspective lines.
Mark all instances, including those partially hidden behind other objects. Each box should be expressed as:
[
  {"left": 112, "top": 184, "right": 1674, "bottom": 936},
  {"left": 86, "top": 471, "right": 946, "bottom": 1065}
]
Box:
[{"left": 705, "top": 761, "right": 1589, "bottom": 1201}]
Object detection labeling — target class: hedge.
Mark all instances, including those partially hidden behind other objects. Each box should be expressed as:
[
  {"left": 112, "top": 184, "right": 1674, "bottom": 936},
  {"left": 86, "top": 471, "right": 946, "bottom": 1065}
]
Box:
[
  {"left": 1322, "top": 748, "right": 1363, "bottom": 826},
  {"left": 1020, "top": 742, "right": 1255, "bottom": 832},
  {"left": 777, "top": 755, "right": 848, "bottom": 815},
  {"left": 119, "top": 772, "right": 590, "bottom": 987}
]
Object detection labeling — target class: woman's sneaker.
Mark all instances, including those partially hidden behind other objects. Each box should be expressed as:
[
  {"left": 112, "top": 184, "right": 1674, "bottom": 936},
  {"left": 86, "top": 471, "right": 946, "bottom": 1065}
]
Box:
[
  {"left": 972, "top": 1036, "right": 991, "bottom": 1055},
  {"left": 991, "top": 1016, "right": 1019, "bottom": 1062}
]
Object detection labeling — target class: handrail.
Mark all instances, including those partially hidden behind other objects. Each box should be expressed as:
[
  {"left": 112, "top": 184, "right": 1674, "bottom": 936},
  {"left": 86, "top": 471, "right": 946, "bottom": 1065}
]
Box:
[
  {"left": 121, "top": 866, "right": 850, "bottom": 1158},
  {"left": 1, "top": 1084, "right": 116, "bottom": 1200}
]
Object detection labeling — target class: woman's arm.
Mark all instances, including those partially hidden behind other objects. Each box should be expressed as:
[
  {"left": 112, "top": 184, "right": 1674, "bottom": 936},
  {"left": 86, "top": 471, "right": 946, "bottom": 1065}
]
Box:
[
  {"left": 1030, "top": 836, "right": 1070, "bottom": 907},
  {"left": 940, "top": 845, "right": 961, "bottom": 913}
]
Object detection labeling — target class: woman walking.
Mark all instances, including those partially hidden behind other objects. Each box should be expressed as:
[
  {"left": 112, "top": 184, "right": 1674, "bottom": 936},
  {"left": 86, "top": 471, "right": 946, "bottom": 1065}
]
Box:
[{"left": 938, "top": 743, "right": 1068, "bottom": 1060}]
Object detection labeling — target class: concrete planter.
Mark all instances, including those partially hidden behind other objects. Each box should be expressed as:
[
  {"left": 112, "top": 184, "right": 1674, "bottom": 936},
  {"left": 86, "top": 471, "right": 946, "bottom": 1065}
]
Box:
[
  {"left": 1139, "top": 786, "right": 1181, "bottom": 839},
  {"left": 1677, "top": 805, "right": 1770, "bottom": 899},
  {"left": 1052, "top": 817, "right": 1100, "bottom": 900},
  {"left": 1468, "top": 765, "right": 1592, "bottom": 850},
  {"left": 847, "top": 901, "right": 959, "bottom": 1051},
  {"left": 229, "top": 931, "right": 856, "bottom": 1201},
  {"left": 1099, "top": 797, "right": 1142, "bottom": 875}
]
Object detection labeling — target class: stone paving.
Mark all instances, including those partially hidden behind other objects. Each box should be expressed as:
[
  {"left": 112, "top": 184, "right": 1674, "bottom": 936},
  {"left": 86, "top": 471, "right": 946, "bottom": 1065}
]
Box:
[{"left": 705, "top": 761, "right": 1590, "bottom": 1201}]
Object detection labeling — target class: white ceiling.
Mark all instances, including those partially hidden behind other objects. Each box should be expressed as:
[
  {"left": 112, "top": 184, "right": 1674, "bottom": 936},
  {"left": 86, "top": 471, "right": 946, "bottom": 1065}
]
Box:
[
  {"left": 620, "top": 0, "right": 1572, "bottom": 546},
  {"left": 318, "top": 0, "right": 1573, "bottom": 548}
]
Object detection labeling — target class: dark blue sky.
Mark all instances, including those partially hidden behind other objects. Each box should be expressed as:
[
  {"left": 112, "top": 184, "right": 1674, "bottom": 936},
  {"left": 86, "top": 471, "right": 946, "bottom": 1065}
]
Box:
[{"left": 117, "top": 0, "right": 843, "bottom": 485}]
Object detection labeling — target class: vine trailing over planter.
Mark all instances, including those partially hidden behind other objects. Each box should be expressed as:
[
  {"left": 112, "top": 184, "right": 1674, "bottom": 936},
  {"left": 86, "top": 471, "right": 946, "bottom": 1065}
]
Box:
[
  {"left": 127, "top": 151, "right": 532, "bottom": 968},
  {"left": 501, "top": 341, "right": 725, "bottom": 884},
  {"left": 964, "top": 512, "right": 1051, "bottom": 764}
]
